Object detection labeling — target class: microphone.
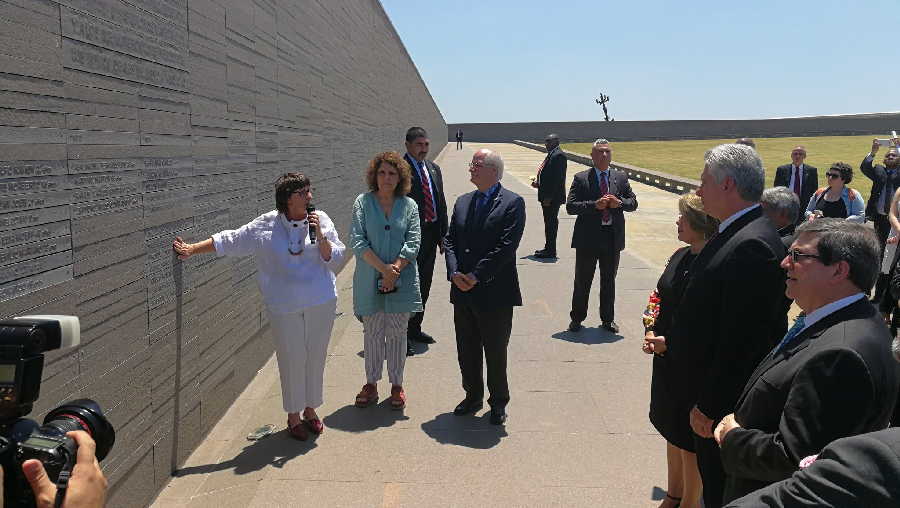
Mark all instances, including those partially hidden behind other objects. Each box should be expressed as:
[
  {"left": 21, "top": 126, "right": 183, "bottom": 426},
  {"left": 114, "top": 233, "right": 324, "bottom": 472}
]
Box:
[{"left": 307, "top": 205, "right": 316, "bottom": 244}]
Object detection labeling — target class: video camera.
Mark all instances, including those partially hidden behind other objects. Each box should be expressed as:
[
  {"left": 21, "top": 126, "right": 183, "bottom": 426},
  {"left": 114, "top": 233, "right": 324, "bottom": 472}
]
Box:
[{"left": 0, "top": 316, "right": 115, "bottom": 507}]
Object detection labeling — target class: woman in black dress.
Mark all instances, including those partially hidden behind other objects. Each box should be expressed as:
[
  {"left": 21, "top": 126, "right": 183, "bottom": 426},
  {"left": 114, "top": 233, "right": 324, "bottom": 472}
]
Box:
[{"left": 642, "top": 192, "right": 718, "bottom": 508}]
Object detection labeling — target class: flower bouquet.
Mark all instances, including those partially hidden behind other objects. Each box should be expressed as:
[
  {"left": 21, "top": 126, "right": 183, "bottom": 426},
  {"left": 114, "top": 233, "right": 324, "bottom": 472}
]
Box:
[{"left": 642, "top": 289, "right": 661, "bottom": 331}]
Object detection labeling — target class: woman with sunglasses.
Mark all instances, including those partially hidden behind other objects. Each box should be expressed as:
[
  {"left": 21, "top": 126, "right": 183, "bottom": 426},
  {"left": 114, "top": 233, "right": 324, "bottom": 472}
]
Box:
[
  {"left": 804, "top": 162, "right": 865, "bottom": 223},
  {"left": 172, "top": 173, "right": 346, "bottom": 441}
]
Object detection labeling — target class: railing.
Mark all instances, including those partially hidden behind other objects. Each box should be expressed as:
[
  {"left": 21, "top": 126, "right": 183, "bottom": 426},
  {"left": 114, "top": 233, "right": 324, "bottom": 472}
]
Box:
[{"left": 512, "top": 140, "right": 700, "bottom": 195}]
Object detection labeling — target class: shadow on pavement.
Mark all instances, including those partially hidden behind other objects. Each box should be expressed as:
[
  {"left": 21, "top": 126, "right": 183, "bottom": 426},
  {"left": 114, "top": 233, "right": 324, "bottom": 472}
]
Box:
[
  {"left": 651, "top": 486, "right": 666, "bottom": 500},
  {"left": 174, "top": 430, "right": 313, "bottom": 476},
  {"left": 420, "top": 412, "right": 508, "bottom": 449},
  {"left": 323, "top": 401, "right": 410, "bottom": 432},
  {"left": 550, "top": 328, "right": 623, "bottom": 345},
  {"left": 520, "top": 254, "right": 559, "bottom": 263}
]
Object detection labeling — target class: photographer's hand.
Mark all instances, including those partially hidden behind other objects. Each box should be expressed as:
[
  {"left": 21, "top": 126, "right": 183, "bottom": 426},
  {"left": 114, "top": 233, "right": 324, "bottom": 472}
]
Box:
[{"left": 23, "top": 431, "right": 107, "bottom": 508}]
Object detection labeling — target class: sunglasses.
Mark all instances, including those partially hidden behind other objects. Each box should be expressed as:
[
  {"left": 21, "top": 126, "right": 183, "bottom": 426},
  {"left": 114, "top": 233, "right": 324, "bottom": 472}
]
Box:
[
  {"left": 825, "top": 173, "right": 841, "bottom": 179},
  {"left": 787, "top": 249, "right": 821, "bottom": 263}
]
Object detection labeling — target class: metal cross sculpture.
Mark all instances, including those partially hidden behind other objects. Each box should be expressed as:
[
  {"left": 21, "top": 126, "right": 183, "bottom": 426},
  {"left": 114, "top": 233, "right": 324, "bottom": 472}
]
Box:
[{"left": 595, "top": 93, "right": 612, "bottom": 122}]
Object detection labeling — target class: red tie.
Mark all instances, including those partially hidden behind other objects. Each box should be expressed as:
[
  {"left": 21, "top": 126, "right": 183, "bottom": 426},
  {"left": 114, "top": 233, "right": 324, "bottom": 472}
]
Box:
[
  {"left": 793, "top": 167, "right": 801, "bottom": 196},
  {"left": 418, "top": 163, "right": 436, "bottom": 222},
  {"left": 599, "top": 171, "right": 610, "bottom": 222}
]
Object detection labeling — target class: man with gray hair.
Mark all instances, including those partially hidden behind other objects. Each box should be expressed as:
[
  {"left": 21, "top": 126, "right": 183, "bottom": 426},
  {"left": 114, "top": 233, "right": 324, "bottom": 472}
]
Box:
[
  {"left": 760, "top": 186, "right": 801, "bottom": 248},
  {"left": 566, "top": 138, "right": 637, "bottom": 333},
  {"left": 444, "top": 148, "right": 525, "bottom": 425},
  {"left": 714, "top": 219, "right": 898, "bottom": 503},
  {"left": 670, "top": 143, "right": 788, "bottom": 507}
]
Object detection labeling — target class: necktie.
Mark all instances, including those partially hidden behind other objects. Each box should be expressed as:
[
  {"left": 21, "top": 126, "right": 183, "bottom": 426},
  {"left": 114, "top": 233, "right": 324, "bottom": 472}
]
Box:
[
  {"left": 599, "top": 171, "right": 610, "bottom": 222},
  {"left": 417, "top": 161, "right": 436, "bottom": 222},
  {"left": 774, "top": 314, "right": 806, "bottom": 354},
  {"left": 792, "top": 166, "right": 801, "bottom": 196},
  {"left": 474, "top": 191, "right": 489, "bottom": 222},
  {"left": 885, "top": 170, "right": 896, "bottom": 215}
]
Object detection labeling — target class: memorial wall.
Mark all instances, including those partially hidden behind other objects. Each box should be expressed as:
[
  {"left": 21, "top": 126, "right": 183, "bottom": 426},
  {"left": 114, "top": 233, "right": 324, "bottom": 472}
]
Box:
[
  {"left": 0, "top": 1, "right": 445, "bottom": 506},
  {"left": 450, "top": 112, "right": 900, "bottom": 143}
]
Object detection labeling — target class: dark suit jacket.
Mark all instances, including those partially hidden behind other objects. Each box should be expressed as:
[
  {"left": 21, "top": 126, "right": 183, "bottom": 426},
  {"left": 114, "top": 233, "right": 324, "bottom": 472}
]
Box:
[
  {"left": 443, "top": 184, "right": 525, "bottom": 309},
  {"left": 721, "top": 298, "right": 899, "bottom": 501},
  {"left": 669, "top": 207, "right": 788, "bottom": 423},
  {"left": 774, "top": 164, "right": 818, "bottom": 214},
  {"left": 565, "top": 167, "right": 637, "bottom": 252},
  {"left": 777, "top": 224, "right": 796, "bottom": 250},
  {"left": 405, "top": 153, "right": 448, "bottom": 239},
  {"left": 537, "top": 146, "right": 567, "bottom": 205},
  {"left": 727, "top": 428, "right": 900, "bottom": 507},
  {"left": 861, "top": 154, "right": 900, "bottom": 219}
]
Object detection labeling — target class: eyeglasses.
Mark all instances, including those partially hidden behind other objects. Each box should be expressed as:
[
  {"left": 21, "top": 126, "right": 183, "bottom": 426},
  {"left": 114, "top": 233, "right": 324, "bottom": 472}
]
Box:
[
  {"left": 825, "top": 173, "right": 841, "bottom": 179},
  {"left": 468, "top": 162, "right": 486, "bottom": 169},
  {"left": 290, "top": 188, "right": 311, "bottom": 195},
  {"left": 787, "top": 249, "right": 821, "bottom": 263}
]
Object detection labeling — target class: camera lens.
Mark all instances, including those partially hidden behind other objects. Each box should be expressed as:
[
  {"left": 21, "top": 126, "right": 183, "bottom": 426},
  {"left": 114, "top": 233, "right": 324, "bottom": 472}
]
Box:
[{"left": 41, "top": 398, "right": 115, "bottom": 460}]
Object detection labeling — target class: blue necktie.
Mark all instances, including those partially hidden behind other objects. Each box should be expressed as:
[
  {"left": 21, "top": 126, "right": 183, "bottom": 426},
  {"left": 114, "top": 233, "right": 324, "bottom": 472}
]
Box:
[
  {"left": 774, "top": 314, "right": 806, "bottom": 354},
  {"left": 475, "top": 191, "right": 488, "bottom": 220}
]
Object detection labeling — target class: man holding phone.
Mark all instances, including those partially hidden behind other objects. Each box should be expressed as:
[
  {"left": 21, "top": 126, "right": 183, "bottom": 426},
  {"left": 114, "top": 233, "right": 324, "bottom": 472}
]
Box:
[{"left": 861, "top": 134, "right": 900, "bottom": 302}]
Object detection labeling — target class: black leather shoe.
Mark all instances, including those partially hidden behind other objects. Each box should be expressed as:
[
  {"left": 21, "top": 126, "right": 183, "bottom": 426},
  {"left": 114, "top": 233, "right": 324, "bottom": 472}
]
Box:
[
  {"left": 406, "top": 343, "right": 415, "bottom": 356},
  {"left": 534, "top": 250, "right": 556, "bottom": 259},
  {"left": 602, "top": 321, "right": 620, "bottom": 333},
  {"left": 489, "top": 406, "right": 507, "bottom": 425},
  {"left": 414, "top": 331, "right": 436, "bottom": 344},
  {"left": 568, "top": 320, "right": 583, "bottom": 332},
  {"left": 453, "top": 398, "right": 483, "bottom": 415}
]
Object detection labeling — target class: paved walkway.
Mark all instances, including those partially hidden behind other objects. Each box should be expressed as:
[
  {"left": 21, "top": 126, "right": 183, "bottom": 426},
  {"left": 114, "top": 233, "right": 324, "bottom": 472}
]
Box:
[{"left": 152, "top": 143, "right": 687, "bottom": 507}]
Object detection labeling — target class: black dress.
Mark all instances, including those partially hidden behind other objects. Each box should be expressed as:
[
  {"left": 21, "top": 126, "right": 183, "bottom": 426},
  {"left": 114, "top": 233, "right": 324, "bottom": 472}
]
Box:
[
  {"left": 648, "top": 246, "right": 697, "bottom": 452},
  {"left": 813, "top": 193, "right": 848, "bottom": 219}
]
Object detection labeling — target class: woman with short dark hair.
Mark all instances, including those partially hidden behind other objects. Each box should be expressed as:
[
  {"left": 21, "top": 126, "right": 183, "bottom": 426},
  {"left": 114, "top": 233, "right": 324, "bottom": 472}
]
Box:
[
  {"left": 805, "top": 162, "right": 865, "bottom": 222},
  {"left": 350, "top": 151, "right": 421, "bottom": 410},
  {"left": 172, "top": 173, "right": 345, "bottom": 441}
]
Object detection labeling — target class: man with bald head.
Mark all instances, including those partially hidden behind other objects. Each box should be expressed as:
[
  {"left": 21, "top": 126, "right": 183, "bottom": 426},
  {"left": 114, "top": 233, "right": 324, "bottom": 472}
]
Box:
[
  {"left": 444, "top": 149, "right": 525, "bottom": 425},
  {"left": 774, "top": 146, "right": 818, "bottom": 223},
  {"left": 532, "top": 133, "right": 567, "bottom": 258}
]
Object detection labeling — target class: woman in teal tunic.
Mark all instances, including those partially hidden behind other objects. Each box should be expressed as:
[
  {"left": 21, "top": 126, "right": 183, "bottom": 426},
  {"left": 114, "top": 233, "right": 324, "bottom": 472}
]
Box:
[{"left": 350, "top": 151, "right": 422, "bottom": 410}]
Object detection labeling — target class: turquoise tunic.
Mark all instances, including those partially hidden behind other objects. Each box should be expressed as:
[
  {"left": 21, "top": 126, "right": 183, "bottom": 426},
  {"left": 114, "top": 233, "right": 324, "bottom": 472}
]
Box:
[{"left": 350, "top": 192, "right": 423, "bottom": 316}]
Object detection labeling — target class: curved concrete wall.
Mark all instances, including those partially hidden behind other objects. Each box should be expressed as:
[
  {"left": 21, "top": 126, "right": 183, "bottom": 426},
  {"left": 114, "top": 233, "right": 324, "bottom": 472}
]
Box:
[
  {"left": 0, "top": 1, "right": 444, "bottom": 506},
  {"left": 450, "top": 113, "right": 900, "bottom": 143}
]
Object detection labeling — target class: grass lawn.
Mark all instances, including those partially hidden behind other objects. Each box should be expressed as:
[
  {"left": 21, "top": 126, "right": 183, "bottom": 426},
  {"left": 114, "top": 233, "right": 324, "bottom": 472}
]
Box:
[{"left": 563, "top": 135, "right": 882, "bottom": 202}]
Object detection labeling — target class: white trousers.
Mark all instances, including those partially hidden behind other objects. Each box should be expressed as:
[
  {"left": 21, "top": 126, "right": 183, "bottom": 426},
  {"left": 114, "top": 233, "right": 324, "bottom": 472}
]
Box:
[
  {"left": 362, "top": 312, "right": 410, "bottom": 385},
  {"left": 267, "top": 299, "right": 337, "bottom": 413}
]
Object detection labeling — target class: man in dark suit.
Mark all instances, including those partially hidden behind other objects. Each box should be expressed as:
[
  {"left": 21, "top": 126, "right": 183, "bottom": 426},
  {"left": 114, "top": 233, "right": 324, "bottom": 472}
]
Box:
[
  {"left": 773, "top": 146, "right": 818, "bottom": 220},
  {"left": 566, "top": 139, "right": 637, "bottom": 334},
  {"left": 455, "top": 128, "right": 463, "bottom": 149},
  {"left": 861, "top": 137, "right": 900, "bottom": 303},
  {"left": 404, "top": 127, "right": 449, "bottom": 355},
  {"left": 672, "top": 143, "right": 788, "bottom": 508},
  {"left": 531, "top": 133, "right": 567, "bottom": 258},
  {"left": 760, "top": 186, "right": 801, "bottom": 249},
  {"left": 726, "top": 428, "right": 900, "bottom": 507},
  {"left": 714, "top": 219, "right": 898, "bottom": 503},
  {"left": 444, "top": 148, "right": 525, "bottom": 425}
]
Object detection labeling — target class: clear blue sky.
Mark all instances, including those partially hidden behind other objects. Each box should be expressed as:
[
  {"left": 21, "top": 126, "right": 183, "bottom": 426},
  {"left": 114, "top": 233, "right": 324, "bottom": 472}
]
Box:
[{"left": 381, "top": 0, "right": 900, "bottom": 124}]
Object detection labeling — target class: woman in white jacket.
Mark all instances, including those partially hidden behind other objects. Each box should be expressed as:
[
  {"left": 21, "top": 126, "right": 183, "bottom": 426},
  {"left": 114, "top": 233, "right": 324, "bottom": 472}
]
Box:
[{"left": 173, "top": 173, "right": 346, "bottom": 441}]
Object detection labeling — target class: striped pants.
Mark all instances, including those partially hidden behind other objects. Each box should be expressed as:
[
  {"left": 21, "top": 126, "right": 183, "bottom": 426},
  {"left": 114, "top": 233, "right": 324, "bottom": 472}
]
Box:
[
  {"left": 267, "top": 299, "right": 337, "bottom": 413},
  {"left": 362, "top": 311, "right": 410, "bottom": 385}
]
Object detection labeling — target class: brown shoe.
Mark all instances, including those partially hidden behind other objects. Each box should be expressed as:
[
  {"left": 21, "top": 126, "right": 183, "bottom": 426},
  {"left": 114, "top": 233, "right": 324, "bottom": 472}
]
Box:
[
  {"left": 390, "top": 385, "right": 406, "bottom": 410},
  {"left": 355, "top": 383, "right": 378, "bottom": 408},
  {"left": 287, "top": 419, "right": 308, "bottom": 441}
]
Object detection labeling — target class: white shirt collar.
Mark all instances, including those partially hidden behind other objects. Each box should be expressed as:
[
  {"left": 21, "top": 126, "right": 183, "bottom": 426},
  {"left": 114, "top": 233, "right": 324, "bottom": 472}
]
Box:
[
  {"left": 718, "top": 204, "right": 760, "bottom": 233},
  {"left": 792, "top": 164, "right": 804, "bottom": 171},
  {"left": 800, "top": 293, "right": 866, "bottom": 333}
]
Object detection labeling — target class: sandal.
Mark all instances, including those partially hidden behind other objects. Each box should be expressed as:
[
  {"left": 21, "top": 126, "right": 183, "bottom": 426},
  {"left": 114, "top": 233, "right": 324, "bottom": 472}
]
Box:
[
  {"left": 390, "top": 385, "right": 406, "bottom": 410},
  {"left": 355, "top": 383, "right": 378, "bottom": 407},
  {"left": 664, "top": 494, "right": 681, "bottom": 508},
  {"left": 302, "top": 408, "right": 324, "bottom": 434},
  {"left": 287, "top": 419, "right": 308, "bottom": 441}
]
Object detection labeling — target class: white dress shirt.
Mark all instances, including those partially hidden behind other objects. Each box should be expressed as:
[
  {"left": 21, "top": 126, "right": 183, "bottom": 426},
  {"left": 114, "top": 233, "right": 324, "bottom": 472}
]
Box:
[
  {"left": 788, "top": 164, "right": 804, "bottom": 195},
  {"left": 212, "top": 210, "right": 346, "bottom": 314},
  {"left": 797, "top": 293, "right": 866, "bottom": 335},
  {"left": 718, "top": 204, "right": 760, "bottom": 233}
]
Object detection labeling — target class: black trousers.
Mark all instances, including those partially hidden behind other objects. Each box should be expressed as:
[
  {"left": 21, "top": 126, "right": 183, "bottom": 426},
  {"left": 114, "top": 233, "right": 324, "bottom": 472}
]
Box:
[
  {"left": 456, "top": 139, "right": 462, "bottom": 149},
  {"left": 570, "top": 230, "right": 620, "bottom": 323},
  {"left": 408, "top": 221, "right": 439, "bottom": 335},
  {"left": 541, "top": 203, "right": 561, "bottom": 253},
  {"left": 695, "top": 434, "right": 726, "bottom": 508},
  {"left": 453, "top": 303, "right": 512, "bottom": 408},
  {"left": 874, "top": 214, "right": 891, "bottom": 301}
]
